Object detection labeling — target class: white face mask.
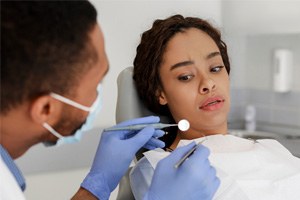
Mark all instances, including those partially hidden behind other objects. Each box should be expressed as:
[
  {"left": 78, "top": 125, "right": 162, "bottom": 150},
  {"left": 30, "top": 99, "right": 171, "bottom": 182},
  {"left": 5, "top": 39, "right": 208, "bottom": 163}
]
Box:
[{"left": 43, "top": 84, "right": 102, "bottom": 147}]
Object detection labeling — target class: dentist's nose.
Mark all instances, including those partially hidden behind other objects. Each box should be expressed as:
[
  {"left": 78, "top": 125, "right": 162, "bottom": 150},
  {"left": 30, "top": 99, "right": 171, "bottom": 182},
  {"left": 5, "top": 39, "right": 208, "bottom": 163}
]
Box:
[{"left": 199, "top": 77, "right": 216, "bottom": 94}]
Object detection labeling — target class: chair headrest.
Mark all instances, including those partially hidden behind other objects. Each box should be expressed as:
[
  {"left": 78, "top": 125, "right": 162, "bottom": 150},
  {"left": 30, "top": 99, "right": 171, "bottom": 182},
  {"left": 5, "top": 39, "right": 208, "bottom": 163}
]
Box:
[
  {"left": 116, "top": 67, "right": 155, "bottom": 123},
  {"left": 116, "top": 67, "right": 171, "bottom": 123}
]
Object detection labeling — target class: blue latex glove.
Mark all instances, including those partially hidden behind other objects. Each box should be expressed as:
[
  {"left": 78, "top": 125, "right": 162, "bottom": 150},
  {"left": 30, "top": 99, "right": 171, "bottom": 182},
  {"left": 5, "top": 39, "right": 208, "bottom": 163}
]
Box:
[
  {"left": 144, "top": 142, "right": 220, "bottom": 200},
  {"left": 81, "top": 116, "right": 165, "bottom": 200}
]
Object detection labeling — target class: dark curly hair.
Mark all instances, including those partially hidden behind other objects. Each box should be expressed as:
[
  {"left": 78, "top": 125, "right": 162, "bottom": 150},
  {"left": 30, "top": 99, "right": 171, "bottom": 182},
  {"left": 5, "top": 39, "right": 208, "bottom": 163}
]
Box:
[
  {"left": 133, "top": 15, "right": 230, "bottom": 147},
  {"left": 1, "top": 0, "right": 98, "bottom": 114}
]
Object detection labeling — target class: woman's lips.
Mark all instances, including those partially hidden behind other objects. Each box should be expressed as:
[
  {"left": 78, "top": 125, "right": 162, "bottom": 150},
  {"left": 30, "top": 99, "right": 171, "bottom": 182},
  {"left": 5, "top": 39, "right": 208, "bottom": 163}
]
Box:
[{"left": 199, "top": 97, "right": 225, "bottom": 111}]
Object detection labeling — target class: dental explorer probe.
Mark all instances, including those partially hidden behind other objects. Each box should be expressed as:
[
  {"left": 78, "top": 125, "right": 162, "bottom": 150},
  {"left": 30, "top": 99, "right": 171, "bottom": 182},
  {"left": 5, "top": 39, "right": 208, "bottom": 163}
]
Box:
[{"left": 104, "top": 119, "right": 190, "bottom": 132}]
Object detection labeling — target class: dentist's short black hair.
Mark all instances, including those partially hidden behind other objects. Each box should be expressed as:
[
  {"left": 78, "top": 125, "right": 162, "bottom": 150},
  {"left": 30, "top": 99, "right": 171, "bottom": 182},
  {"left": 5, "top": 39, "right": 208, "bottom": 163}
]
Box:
[{"left": 1, "top": 0, "right": 98, "bottom": 114}]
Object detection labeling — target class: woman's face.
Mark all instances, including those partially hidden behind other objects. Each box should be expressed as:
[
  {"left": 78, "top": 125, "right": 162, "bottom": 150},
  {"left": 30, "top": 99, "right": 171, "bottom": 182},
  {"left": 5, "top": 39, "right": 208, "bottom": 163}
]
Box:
[{"left": 158, "top": 28, "right": 230, "bottom": 139}]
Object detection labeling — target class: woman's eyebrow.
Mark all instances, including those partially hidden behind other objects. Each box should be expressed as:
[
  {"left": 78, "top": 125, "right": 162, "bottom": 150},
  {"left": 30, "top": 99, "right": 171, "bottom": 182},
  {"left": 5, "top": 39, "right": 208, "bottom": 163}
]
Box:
[
  {"left": 170, "top": 60, "right": 194, "bottom": 71},
  {"left": 206, "top": 51, "right": 221, "bottom": 60},
  {"left": 170, "top": 51, "right": 221, "bottom": 71}
]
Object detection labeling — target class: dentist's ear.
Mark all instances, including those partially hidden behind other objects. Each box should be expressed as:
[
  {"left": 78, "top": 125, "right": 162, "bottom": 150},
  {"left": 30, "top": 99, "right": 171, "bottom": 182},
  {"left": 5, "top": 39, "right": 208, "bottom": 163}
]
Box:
[{"left": 29, "top": 95, "right": 62, "bottom": 124}]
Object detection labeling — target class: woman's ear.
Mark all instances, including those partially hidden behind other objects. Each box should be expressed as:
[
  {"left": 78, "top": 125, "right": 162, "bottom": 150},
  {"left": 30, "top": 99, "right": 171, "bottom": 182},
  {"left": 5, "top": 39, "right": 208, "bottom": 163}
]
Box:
[
  {"left": 157, "top": 89, "right": 168, "bottom": 105},
  {"left": 29, "top": 95, "right": 60, "bottom": 124}
]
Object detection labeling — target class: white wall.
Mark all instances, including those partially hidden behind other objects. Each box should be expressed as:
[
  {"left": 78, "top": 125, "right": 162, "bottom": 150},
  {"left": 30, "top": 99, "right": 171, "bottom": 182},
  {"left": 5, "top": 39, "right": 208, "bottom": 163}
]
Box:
[
  {"left": 222, "top": 0, "right": 300, "bottom": 35},
  {"left": 222, "top": 0, "right": 300, "bottom": 90}
]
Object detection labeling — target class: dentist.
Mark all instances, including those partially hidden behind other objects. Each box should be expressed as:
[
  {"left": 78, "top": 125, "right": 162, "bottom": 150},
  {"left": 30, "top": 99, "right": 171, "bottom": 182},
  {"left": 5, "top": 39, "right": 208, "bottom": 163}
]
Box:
[{"left": 0, "top": 1, "right": 219, "bottom": 200}]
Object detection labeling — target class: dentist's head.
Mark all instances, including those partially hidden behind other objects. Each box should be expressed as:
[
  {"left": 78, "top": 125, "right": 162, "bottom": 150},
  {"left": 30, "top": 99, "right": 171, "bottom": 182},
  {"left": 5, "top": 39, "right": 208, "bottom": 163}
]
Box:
[{"left": 1, "top": 0, "right": 109, "bottom": 158}]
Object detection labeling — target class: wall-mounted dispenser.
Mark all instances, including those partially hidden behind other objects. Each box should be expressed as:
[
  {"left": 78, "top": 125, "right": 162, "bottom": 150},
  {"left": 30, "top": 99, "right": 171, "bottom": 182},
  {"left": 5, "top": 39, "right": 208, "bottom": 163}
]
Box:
[{"left": 273, "top": 49, "right": 293, "bottom": 93}]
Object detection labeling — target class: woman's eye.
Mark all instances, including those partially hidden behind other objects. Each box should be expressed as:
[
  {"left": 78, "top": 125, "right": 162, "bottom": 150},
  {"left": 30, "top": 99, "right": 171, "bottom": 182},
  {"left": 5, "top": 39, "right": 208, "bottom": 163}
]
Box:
[
  {"left": 178, "top": 75, "right": 194, "bottom": 81},
  {"left": 211, "top": 66, "right": 224, "bottom": 73}
]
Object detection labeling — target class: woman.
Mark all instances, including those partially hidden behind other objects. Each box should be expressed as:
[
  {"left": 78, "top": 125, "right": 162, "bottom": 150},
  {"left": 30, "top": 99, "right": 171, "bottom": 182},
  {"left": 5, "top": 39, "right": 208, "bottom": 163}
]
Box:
[
  {"left": 134, "top": 14, "right": 230, "bottom": 150},
  {"left": 130, "top": 15, "right": 300, "bottom": 200}
]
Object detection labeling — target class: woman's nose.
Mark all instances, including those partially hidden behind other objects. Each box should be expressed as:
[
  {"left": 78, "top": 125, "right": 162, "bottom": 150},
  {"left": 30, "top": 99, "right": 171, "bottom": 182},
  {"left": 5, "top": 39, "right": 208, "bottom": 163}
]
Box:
[{"left": 199, "top": 78, "right": 216, "bottom": 94}]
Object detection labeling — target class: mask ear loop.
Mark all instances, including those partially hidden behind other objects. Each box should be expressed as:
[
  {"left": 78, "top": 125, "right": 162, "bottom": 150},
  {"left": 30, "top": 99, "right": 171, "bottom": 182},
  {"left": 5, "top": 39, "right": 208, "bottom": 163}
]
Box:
[
  {"left": 50, "top": 93, "right": 92, "bottom": 112},
  {"left": 50, "top": 83, "right": 103, "bottom": 112},
  {"left": 43, "top": 122, "right": 63, "bottom": 139}
]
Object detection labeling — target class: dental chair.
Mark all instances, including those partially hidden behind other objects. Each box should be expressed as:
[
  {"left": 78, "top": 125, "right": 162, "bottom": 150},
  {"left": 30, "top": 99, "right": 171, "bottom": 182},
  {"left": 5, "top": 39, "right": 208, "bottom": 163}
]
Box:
[{"left": 115, "top": 67, "right": 170, "bottom": 200}]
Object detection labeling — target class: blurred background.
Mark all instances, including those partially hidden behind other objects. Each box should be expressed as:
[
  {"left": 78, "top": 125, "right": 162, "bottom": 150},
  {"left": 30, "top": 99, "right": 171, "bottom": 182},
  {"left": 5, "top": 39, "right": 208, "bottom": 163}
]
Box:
[{"left": 15, "top": 0, "right": 300, "bottom": 199}]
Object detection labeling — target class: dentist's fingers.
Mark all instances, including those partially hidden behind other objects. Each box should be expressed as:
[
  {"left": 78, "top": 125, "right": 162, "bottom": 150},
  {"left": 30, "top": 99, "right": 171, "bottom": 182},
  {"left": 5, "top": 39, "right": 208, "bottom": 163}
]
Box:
[
  {"left": 143, "top": 138, "right": 165, "bottom": 150},
  {"left": 180, "top": 145, "right": 210, "bottom": 172},
  {"left": 209, "top": 177, "right": 221, "bottom": 198},
  {"left": 153, "top": 129, "right": 165, "bottom": 138},
  {"left": 206, "top": 167, "right": 220, "bottom": 189},
  {"left": 181, "top": 145, "right": 219, "bottom": 198},
  {"left": 126, "top": 127, "right": 157, "bottom": 152},
  {"left": 126, "top": 127, "right": 165, "bottom": 150}
]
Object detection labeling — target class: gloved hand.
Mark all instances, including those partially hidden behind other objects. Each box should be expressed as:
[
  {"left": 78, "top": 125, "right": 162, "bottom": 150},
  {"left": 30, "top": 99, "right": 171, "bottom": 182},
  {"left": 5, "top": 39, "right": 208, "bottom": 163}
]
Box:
[
  {"left": 144, "top": 142, "right": 220, "bottom": 200},
  {"left": 81, "top": 116, "right": 165, "bottom": 200}
]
